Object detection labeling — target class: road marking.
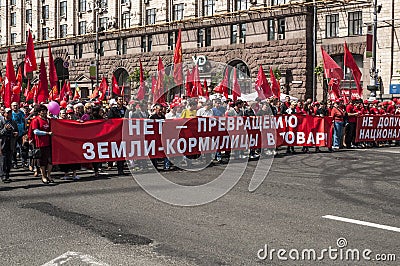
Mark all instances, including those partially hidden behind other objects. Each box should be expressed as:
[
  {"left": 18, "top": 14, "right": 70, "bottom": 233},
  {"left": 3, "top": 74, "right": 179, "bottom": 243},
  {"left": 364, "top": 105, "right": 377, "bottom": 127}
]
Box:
[
  {"left": 323, "top": 215, "right": 400, "bottom": 233},
  {"left": 42, "top": 251, "right": 109, "bottom": 266}
]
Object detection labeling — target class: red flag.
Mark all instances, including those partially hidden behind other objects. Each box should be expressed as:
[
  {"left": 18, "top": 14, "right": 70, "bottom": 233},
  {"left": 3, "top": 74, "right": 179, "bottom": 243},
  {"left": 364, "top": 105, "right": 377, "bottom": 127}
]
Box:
[
  {"left": 24, "top": 30, "right": 37, "bottom": 76},
  {"left": 11, "top": 84, "right": 21, "bottom": 104},
  {"left": 328, "top": 78, "right": 340, "bottom": 100},
  {"left": 232, "top": 68, "right": 241, "bottom": 101},
  {"left": 344, "top": 42, "right": 362, "bottom": 97},
  {"left": 214, "top": 68, "right": 229, "bottom": 99},
  {"left": 60, "top": 81, "right": 71, "bottom": 101},
  {"left": 137, "top": 59, "right": 145, "bottom": 100},
  {"left": 254, "top": 66, "right": 271, "bottom": 100},
  {"left": 98, "top": 77, "right": 108, "bottom": 101},
  {"left": 185, "top": 69, "right": 192, "bottom": 97},
  {"left": 73, "top": 87, "right": 80, "bottom": 100},
  {"left": 112, "top": 75, "right": 121, "bottom": 96},
  {"left": 173, "top": 28, "right": 183, "bottom": 85},
  {"left": 154, "top": 57, "right": 165, "bottom": 104},
  {"left": 203, "top": 79, "right": 209, "bottom": 98},
  {"left": 33, "top": 83, "right": 39, "bottom": 103},
  {"left": 4, "top": 49, "right": 16, "bottom": 107},
  {"left": 16, "top": 67, "right": 22, "bottom": 84},
  {"left": 37, "top": 54, "right": 49, "bottom": 103},
  {"left": 151, "top": 76, "right": 157, "bottom": 96},
  {"left": 25, "top": 80, "right": 34, "bottom": 102},
  {"left": 321, "top": 47, "right": 343, "bottom": 80},
  {"left": 89, "top": 88, "right": 99, "bottom": 99},
  {"left": 48, "top": 85, "right": 58, "bottom": 101},
  {"left": 48, "top": 44, "right": 58, "bottom": 92},
  {"left": 191, "top": 65, "right": 203, "bottom": 97},
  {"left": 270, "top": 67, "right": 280, "bottom": 99}
]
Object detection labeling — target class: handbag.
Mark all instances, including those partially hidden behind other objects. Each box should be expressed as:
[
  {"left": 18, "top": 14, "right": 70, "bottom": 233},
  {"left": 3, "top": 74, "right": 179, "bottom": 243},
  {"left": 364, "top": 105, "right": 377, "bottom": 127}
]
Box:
[{"left": 28, "top": 148, "right": 41, "bottom": 159}]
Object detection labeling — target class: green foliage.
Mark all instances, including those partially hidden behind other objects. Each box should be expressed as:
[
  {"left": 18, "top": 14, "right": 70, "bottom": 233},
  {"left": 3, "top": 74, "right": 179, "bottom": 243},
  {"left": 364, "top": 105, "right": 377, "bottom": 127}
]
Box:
[
  {"left": 128, "top": 67, "right": 150, "bottom": 88},
  {"left": 272, "top": 68, "right": 281, "bottom": 80},
  {"left": 211, "top": 72, "right": 223, "bottom": 87}
]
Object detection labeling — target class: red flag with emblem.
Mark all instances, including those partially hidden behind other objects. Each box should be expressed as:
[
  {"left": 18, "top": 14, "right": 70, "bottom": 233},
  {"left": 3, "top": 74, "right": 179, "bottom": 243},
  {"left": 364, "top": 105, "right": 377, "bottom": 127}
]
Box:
[
  {"left": 24, "top": 30, "right": 38, "bottom": 76},
  {"left": 137, "top": 59, "right": 145, "bottom": 100},
  {"left": 98, "top": 77, "right": 108, "bottom": 101},
  {"left": 173, "top": 28, "right": 183, "bottom": 85},
  {"left": 344, "top": 42, "right": 363, "bottom": 97},
  {"left": 112, "top": 75, "right": 121, "bottom": 96},
  {"left": 48, "top": 44, "right": 58, "bottom": 93},
  {"left": 4, "top": 49, "right": 16, "bottom": 107},
  {"left": 270, "top": 67, "right": 281, "bottom": 99},
  {"left": 37, "top": 54, "right": 49, "bottom": 104},
  {"left": 232, "top": 68, "right": 241, "bottom": 101}
]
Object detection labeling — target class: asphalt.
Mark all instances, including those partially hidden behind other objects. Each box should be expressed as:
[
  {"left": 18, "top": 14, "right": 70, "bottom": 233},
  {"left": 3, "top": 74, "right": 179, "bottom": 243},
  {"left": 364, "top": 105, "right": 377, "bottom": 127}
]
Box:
[{"left": 0, "top": 146, "right": 399, "bottom": 265}]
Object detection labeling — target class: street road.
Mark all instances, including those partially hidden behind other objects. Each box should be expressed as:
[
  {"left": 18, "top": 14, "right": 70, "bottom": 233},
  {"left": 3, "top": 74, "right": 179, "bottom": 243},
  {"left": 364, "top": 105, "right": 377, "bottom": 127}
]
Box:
[{"left": 0, "top": 147, "right": 399, "bottom": 265}]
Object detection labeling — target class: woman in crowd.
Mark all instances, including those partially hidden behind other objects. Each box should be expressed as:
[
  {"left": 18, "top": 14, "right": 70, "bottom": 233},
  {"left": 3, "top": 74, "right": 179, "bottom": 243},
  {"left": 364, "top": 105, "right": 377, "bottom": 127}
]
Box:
[{"left": 32, "top": 104, "right": 53, "bottom": 184}]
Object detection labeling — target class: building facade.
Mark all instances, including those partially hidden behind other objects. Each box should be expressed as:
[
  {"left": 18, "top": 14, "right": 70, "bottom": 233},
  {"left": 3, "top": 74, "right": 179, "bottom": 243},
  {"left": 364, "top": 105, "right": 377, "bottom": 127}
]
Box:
[{"left": 0, "top": 0, "right": 396, "bottom": 101}]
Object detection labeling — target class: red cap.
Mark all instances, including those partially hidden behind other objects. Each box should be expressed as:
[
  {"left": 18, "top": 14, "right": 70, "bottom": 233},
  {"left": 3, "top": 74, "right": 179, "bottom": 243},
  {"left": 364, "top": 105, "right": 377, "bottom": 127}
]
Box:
[
  {"left": 373, "top": 100, "right": 379, "bottom": 104},
  {"left": 363, "top": 100, "right": 369, "bottom": 104},
  {"left": 66, "top": 109, "right": 74, "bottom": 114}
]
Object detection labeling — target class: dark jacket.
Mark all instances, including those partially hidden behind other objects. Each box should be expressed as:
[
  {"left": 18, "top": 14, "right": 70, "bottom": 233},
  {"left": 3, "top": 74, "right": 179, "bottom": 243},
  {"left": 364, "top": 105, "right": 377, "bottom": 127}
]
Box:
[{"left": 108, "top": 106, "right": 127, "bottom": 118}]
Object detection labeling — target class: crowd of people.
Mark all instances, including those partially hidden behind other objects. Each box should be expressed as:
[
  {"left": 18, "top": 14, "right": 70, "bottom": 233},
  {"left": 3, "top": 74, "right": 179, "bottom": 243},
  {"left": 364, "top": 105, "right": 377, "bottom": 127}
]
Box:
[{"left": 1, "top": 94, "right": 400, "bottom": 184}]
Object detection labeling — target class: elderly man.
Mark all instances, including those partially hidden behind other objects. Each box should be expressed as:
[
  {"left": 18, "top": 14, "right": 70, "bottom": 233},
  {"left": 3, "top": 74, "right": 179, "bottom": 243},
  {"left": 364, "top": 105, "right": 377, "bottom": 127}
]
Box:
[{"left": 0, "top": 108, "right": 18, "bottom": 182}]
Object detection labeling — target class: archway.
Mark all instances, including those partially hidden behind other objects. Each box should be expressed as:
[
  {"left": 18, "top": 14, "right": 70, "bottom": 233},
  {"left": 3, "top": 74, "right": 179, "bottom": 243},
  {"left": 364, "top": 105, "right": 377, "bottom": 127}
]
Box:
[
  {"left": 113, "top": 67, "right": 130, "bottom": 101},
  {"left": 226, "top": 59, "right": 251, "bottom": 94},
  {"left": 54, "top": 58, "right": 69, "bottom": 90}
]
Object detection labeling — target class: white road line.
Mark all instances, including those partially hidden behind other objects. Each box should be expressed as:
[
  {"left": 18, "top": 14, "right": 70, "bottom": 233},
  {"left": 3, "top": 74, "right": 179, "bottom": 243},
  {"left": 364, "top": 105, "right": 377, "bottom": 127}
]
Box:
[{"left": 323, "top": 215, "right": 400, "bottom": 233}]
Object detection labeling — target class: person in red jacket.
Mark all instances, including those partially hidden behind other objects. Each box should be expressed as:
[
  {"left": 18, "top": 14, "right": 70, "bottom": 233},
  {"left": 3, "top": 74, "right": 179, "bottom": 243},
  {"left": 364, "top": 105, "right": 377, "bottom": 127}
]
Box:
[
  {"left": 345, "top": 100, "right": 359, "bottom": 148},
  {"left": 32, "top": 104, "right": 53, "bottom": 184},
  {"left": 331, "top": 100, "right": 346, "bottom": 150}
]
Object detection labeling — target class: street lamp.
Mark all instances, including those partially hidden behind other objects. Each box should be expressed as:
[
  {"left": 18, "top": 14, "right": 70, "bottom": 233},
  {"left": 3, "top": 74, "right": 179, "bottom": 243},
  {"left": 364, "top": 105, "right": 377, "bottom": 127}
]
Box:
[
  {"left": 368, "top": 0, "right": 381, "bottom": 98},
  {"left": 95, "top": 0, "right": 100, "bottom": 89}
]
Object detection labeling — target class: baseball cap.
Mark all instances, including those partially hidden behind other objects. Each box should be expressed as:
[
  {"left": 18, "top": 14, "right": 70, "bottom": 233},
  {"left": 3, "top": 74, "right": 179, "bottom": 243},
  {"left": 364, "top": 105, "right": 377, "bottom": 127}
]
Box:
[{"left": 4, "top": 108, "right": 11, "bottom": 113}]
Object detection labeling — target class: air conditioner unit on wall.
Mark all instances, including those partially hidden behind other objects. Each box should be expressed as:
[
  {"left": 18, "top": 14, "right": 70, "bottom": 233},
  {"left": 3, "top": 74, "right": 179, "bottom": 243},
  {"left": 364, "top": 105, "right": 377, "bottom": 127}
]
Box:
[
  {"left": 40, "top": 19, "right": 45, "bottom": 24},
  {"left": 144, "top": 0, "right": 149, "bottom": 4},
  {"left": 278, "top": 33, "right": 284, "bottom": 40}
]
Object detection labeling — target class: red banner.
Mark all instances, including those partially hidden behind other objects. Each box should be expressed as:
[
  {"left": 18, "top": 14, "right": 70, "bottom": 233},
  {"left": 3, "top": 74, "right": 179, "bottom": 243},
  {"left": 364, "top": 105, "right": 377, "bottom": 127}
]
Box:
[
  {"left": 356, "top": 115, "right": 400, "bottom": 142},
  {"left": 51, "top": 115, "right": 332, "bottom": 164}
]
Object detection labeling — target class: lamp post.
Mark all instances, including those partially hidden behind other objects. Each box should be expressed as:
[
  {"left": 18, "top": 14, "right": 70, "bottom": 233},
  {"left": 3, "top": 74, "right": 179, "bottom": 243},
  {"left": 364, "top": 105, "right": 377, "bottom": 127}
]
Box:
[
  {"left": 312, "top": 0, "right": 317, "bottom": 101},
  {"left": 369, "top": 0, "right": 380, "bottom": 98},
  {"left": 95, "top": 0, "right": 100, "bottom": 89}
]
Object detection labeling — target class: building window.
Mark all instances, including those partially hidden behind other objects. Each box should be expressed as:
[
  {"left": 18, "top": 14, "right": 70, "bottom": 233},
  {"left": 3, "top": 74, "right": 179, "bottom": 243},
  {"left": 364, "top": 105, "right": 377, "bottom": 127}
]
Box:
[
  {"left": 42, "top": 5, "right": 49, "bottom": 20},
  {"left": 117, "top": 39, "right": 121, "bottom": 54},
  {"left": 141, "top": 35, "right": 152, "bottom": 52},
  {"left": 146, "top": 8, "right": 156, "bottom": 25},
  {"left": 147, "top": 35, "right": 152, "bottom": 52},
  {"left": 198, "top": 28, "right": 212, "bottom": 47},
  {"left": 99, "top": 17, "right": 108, "bottom": 31},
  {"left": 203, "top": 0, "right": 215, "bottom": 16},
  {"left": 141, "top": 36, "right": 146, "bottom": 52},
  {"left": 268, "top": 19, "right": 275, "bottom": 40},
  {"left": 99, "top": 0, "right": 108, "bottom": 9},
  {"left": 197, "top": 29, "right": 204, "bottom": 47},
  {"left": 173, "top": 4, "right": 184, "bottom": 21},
  {"left": 122, "top": 38, "right": 127, "bottom": 54},
  {"left": 326, "top": 14, "right": 339, "bottom": 38},
  {"left": 240, "top": 24, "right": 246, "bottom": 43},
  {"left": 168, "top": 32, "right": 174, "bottom": 50},
  {"left": 75, "top": 43, "right": 83, "bottom": 59},
  {"left": 271, "top": 0, "right": 287, "bottom": 5},
  {"left": 79, "top": 21, "right": 86, "bottom": 35},
  {"left": 60, "top": 1, "right": 67, "bottom": 17},
  {"left": 231, "top": 24, "right": 238, "bottom": 44},
  {"left": 122, "top": 12, "right": 130, "bottom": 28},
  {"left": 11, "top": 33, "right": 17, "bottom": 45},
  {"left": 348, "top": 11, "right": 362, "bottom": 36},
  {"left": 278, "top": 18, "right": 285, "bottom": 39},
  {"left": 10, "top": 0, "right": 16, "bottom": 6},
  {"left": 99, "top": 41, "right": 104, "bottom": 56},
  {"left": 79, "top": 0, "right": 87, "bottom": 12},
  {"left": 26, "top": 9, "right": 32, "bottom": 25},
  {"left": 10, "top": 12, "right": 16, "bottom": 26},
  {"left": 60, "top": 24, "right": 68, "bottom": 38},
  {"left": 42, "top": 28, "right": 49, "bottom": 40},
  {"left": 234, "top": 0, "right": 249, "bottom": 11}
]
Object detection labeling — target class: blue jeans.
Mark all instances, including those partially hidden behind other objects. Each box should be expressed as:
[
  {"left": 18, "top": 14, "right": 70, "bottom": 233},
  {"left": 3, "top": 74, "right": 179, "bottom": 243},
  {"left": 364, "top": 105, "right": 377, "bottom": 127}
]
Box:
[{"left": 333, "top": 121, "right": 344, "bottom": 148}]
